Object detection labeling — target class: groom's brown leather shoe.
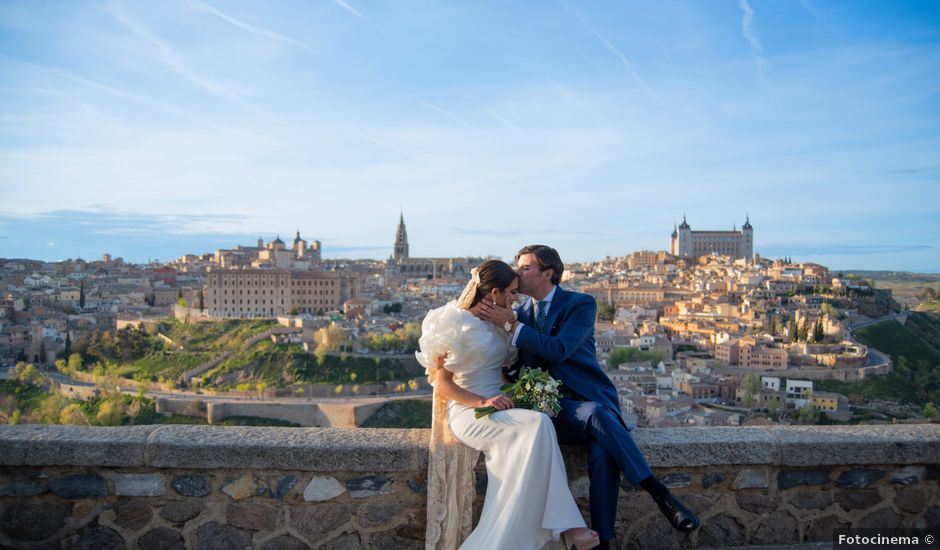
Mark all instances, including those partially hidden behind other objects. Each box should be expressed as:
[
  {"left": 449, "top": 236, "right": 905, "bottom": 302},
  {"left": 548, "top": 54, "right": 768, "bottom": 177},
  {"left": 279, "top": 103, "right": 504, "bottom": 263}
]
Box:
[{"left": 654, "top": 493, "right": 700, "bottom": 531}]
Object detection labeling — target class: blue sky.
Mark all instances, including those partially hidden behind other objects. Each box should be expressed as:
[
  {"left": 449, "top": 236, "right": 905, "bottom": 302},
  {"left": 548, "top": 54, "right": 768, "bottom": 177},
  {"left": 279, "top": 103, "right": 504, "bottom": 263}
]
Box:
[{"left": 0, "top": 1, "right": 938, "bottom": 271}]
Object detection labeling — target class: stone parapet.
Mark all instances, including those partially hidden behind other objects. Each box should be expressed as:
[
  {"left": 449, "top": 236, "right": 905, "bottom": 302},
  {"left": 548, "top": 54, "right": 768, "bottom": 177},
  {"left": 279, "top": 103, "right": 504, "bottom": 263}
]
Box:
[{"left": 0, "top": 424, "right": 938, "bottom": 548}]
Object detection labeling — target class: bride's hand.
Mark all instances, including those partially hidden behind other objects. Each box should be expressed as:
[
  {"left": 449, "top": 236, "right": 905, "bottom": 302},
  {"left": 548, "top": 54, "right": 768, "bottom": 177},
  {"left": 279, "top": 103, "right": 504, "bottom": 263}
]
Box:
[
  {"left": 479, "top": 302, "right": 514, "bottom": 327},
  {"left": 481, "top": 394, "right": 514, "bottom": 410}
]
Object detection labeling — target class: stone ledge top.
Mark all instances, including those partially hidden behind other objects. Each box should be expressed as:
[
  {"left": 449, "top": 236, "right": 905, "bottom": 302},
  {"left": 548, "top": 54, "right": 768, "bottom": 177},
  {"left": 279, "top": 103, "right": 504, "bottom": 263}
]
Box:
[{"left": 0, "top": 424, "right": 937, "bottom": 472}]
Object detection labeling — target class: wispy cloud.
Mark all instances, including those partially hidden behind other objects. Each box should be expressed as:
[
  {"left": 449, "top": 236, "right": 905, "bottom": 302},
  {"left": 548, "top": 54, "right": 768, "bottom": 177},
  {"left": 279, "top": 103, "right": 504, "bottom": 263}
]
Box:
[
  {"left": 487, "top": 109, "right": 521, "bottom": 132},
  {"left": 190, "top": 1, "right": 320, "bottom": 56},
  {"left": 350, "top": 130, "right": 425, "bottom": 163},
  {"left": 739, "top": 0, "right": 767, "bottom": 74},
  {"left": 421, "top": 102, "right": 474, "bottom": 129},
  {"left": 561, "top": 3, "right": 664, "bottom": 105},
  {"left": 109, "top": 0, "right": 234, "bottom": 98},
  {"left": 760, "top": 243, "right": 933, "bottom": 256},
  {"left": 52, "top": 69, "right": 265, "bottom": 141},
  {"left": 332, "top": 0, "right": 391, "bottom": 38}
]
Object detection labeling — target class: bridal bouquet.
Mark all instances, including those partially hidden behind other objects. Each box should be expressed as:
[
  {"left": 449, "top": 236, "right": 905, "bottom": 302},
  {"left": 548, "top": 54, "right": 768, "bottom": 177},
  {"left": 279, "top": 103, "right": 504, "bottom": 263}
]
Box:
[{"left": 474, "top": 367, "right": 563, "bottom": 419}]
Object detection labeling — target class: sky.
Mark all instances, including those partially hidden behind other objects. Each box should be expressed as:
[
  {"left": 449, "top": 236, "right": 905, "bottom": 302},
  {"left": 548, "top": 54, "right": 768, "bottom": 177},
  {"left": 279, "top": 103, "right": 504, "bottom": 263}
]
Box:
[{"left": 0, "top": 1, "right": 938, "bottom": 271}]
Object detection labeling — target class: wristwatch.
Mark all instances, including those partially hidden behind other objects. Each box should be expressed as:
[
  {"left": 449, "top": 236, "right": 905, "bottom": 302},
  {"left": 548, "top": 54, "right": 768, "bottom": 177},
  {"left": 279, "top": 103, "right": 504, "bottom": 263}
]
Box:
[{"left": 503, "top": 319, "right": 515, "bottom": 333}]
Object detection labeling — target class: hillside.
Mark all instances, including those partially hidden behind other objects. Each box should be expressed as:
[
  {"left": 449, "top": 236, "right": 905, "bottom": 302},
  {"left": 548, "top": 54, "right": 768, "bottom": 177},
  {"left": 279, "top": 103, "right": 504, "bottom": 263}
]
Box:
[{"left": 816, "top": 312, "right": 940, "bottom": 407}]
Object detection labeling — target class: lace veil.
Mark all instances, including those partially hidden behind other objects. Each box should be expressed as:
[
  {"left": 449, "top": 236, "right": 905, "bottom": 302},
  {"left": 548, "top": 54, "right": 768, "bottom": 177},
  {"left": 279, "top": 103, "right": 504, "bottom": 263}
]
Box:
[{"left": 416, "top": 270, "right": 484, "bottom": 550}]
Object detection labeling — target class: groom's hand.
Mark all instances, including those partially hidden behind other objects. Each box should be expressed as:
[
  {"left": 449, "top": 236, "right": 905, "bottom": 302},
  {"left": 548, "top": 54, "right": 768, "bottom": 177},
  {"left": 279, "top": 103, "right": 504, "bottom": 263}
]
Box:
[{"left": 479, "top": 302, "right": 514, "bottom": 328}]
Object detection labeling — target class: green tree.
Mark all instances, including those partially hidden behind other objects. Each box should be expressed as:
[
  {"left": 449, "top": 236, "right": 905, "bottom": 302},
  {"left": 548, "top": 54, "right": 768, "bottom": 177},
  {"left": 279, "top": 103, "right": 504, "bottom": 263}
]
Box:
[
  {"left": 197, "top": 290, "right": 205, "bottom": 312},
  {"left": 813, "top": 318, "right": 825, "bottom": 343},
  {"left": 68, "top": 353, "right": 83, "bottom": 374},
  {"left": 314, "top": 343, "right": 328, "bottom": 366},
  {"left": 79, "top": 280, "right": 85, "bottom": 309},
  {"left": 923, "top": 402, "right": 938, "bottom": 419},
  {"left": 741, "top": 374, "right": 762, "bottom": 408},
  {"left": 596, "top": 301, "right": 616, "bottom": 322},
  {"left": 64, "top": 331, "right": 71, "bottom": 356}
]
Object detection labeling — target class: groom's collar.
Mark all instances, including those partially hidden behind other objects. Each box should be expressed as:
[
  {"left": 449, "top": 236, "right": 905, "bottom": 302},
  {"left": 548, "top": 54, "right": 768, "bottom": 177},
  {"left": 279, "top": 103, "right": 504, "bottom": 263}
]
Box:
[{"left": 528, "top": 285, "right": 559, "bottom": 307}]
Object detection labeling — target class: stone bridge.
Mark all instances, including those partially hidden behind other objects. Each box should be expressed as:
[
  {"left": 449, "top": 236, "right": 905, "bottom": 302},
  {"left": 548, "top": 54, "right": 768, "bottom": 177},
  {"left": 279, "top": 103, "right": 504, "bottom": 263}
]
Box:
[{"left": 0, "top": 424, "right": 938, "bottom": 548}]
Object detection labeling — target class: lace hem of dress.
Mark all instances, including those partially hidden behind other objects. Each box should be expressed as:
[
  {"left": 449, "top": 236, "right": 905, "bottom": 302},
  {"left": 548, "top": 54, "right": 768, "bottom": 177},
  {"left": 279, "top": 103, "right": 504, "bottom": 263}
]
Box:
[{"left": 425, "top": 384, "right": 480, "bottom": 550}]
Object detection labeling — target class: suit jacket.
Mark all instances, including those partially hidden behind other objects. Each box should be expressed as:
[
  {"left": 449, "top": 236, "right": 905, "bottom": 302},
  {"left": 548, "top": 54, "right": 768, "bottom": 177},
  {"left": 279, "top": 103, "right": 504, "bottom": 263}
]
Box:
[{"left": 513, "top": 286, "right": 621, "bottom": 413}]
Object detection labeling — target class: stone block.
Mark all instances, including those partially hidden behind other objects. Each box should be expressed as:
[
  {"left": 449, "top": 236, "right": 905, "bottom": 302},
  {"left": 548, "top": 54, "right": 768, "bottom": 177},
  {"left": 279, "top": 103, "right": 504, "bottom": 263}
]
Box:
[
  {"left": 778, "top": 469, "right": 830, "bottom": 490},
  {"left": 697, "top": 514, "right": 744, "bottom": 548},
  {"left": 222, "top": 474, "right": 269, "bottom": 500},
  {"left": 773, "top": 424, "right": 940, "bottom": 466},
  {"left": 146, "top": 425, "right": 427, "bottom": 471},
  {"left": 895, "top": 486, "right": 929, "bottom": 514},
  {"left": 569, "top": 476, "right": 590, "bottom": 499},
  {"left": 661, "top": 473, "right": 692, "bottom": 488},
  {"left": 0, "top": 500, "right": 72, "bottom": 541},
  {"left": 751, "top": 511, "right": 797, "bottom": 545},
  {"left": 702, "top": 473, "right": 724, "bottom": 489},
  {"left": 370, "top": 532, "right": 424, "bottom": 550},
  {"left": 292, "top": 502, "right": 353, "bottom": 538},
  {"left": 892, "top": 466, "right": 926, "bottom": 485},
  {"left": 627, "top": 513, "right": 690, "bottom": 549},
  {"left": 347, "top": 475, "right": 394, "bottom": 499},
  {"left": 260, "top": 535, "right": 309, "bottom": 550},
  {"left": 0, "top": 476, "right": 46, "bottom": 496},
  {"left": 735, "top": 492, "right": 779, "bottom": 515},
  {"left": 226, "top": 501, "right": 280, "bottom": 531},
  {"left": 836, "top": 468, "right": 886, "bottom": 489},
  {"left": 193, "top": 521, "right": 252, "bottom": 550},
  {"left": 304, "top": 476, "right": 346, "bottom": 501},
  {"left": 321, "top": 532, "right": 362, "bottom": 550},
  {"left": 111, "top": 473, "right": 165, "bottom": 497},
  {"left": 859, "top": 507, "right": 902, "bottom": 529},
  {"left": 395, "top": 511, "right": 427, "bottom": 540},
  {"left": 48, "top": 473, "right": 107, "bottom": 499},
  {"left": 789, "top": 491, "right": 834, "bottom": 510},
  {"left": 631, "top": 427, "right": 777, "bottom": 467},
  {"left": 923, "top": 506, "right": 940, "bottom": 528},
  {"left": 804, "top": 514, "right": 849, "bottom": 542},
  {"left": 837, "top": 490, "right": 882, "bottom": 512},
  {"left": 160, "top": 500, "right": 205, "bottom": 523},
  {"left": 137, "top": 526, "right": 185, "bottom": 550},
  {"left": 406, "top": 473, "right": 427, "bottom": 496},
  {"left": 171, "top": 474, "right": 210, "bottom": 497},
  {"left": 71, "top": 525, "right": 125, "bottom": 550},
  {"left": 357, "top": 502, "right": 399, "bottom": 528},
  {"left": 0, "top": 425, "right": 156, "bottom": 467},
  {"left": 275, "top": 475, "right": 298, "bottom": 500},
  {"left": 732, "top": 469, "right": 769, "bottom": 489},
  {"left": 114, "top": 498, "right": 153, "bottom": 531}
]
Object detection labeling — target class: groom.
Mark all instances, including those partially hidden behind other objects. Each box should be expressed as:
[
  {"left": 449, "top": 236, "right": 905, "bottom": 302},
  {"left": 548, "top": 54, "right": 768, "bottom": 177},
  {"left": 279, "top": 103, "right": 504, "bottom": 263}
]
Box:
[{"left": 480, "top": 244, "right": 699, "bottom": 548}]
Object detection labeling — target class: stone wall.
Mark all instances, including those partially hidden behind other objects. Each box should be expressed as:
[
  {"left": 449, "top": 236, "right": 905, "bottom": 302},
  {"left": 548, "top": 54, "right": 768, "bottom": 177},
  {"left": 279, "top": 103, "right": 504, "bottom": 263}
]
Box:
[{"left": 0, "top": 424, "right": 938, "bottom": 549}]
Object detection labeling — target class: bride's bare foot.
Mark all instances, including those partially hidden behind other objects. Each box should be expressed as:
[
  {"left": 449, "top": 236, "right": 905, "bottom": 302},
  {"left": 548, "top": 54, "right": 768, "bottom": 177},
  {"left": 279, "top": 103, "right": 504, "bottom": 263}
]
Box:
[{"left": 562, "top": 527, "right": 599, "bottom": 550}]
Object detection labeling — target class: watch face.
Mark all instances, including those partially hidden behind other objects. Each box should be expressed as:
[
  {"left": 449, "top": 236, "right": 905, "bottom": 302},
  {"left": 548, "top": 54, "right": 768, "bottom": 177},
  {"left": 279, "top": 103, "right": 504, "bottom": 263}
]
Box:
[{"left": 504, "top": 321, "right": 513, "bottom": 332}]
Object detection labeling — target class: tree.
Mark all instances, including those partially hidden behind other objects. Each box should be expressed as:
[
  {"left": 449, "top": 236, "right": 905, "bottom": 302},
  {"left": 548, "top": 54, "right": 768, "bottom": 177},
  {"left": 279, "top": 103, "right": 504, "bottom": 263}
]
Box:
[
  {"left": 79, "top": 280, "right": 85, "bottom": 309},
  {"left": 596, "top": 301, "right": 616, "bottom": 322},
  {"left": 787, "top": 318, "right": 798, "bottom": 343},
  {"left": 197, "top": 290, "right": 205, "bottom": 312},
  {"left": 256, "top": 381, "right": 268, "bottom": 399},
  {"left": 813, "top": 318, "right": 825, "bottom": 343},
  {"left": 59, "top": 403, "right": 88, "bottom": 425},
  {"left": 68, "top": 353, "right": 83, "bottom": 374},
  {"left": 314, "top": 343, "right": 328, "bottom": 366},
  {"left": 177, "top": 297, "right": 188, "bottom": 308},
  {"left": 924, "top": 402, "right": 938, "bottom": 419},
  {"left": 741, "top": 374, "right": 762, "bottom": 408},
  {"left": 64, "top": 331, "right": 71, "bottom": 356}
]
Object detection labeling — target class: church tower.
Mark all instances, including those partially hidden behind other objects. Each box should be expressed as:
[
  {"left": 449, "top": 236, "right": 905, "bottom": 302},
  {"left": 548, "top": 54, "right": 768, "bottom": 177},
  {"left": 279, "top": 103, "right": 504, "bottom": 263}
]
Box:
[{"left": 393, "top": 212, "right": 409, "bottom": 262}]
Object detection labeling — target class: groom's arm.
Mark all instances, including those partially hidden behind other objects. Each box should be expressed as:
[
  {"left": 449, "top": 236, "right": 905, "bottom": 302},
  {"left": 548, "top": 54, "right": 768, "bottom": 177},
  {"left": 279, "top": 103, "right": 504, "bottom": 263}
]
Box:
[{"left": 514, "top": 295, "right": 595, "bottom": 363}]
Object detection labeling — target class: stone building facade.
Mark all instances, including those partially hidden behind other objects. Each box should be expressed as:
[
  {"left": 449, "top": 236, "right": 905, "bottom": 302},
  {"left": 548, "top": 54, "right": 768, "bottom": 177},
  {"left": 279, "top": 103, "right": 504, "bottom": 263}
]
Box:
[
  {"left": 205, "top": 269, "right": 362, "bottom": 318},
  {"left": 671, "top": 215, "right": 754, "bottom": 260}
]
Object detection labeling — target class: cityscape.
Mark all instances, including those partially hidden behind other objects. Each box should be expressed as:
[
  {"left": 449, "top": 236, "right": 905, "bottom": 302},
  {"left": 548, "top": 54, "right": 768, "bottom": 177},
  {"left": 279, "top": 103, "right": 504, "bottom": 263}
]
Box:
[
  {"left": 2, "top": 213, "right": 939, "bottom": 431},
  {"left": 1, "top": 2, "right": 939, "bottom": 547}
]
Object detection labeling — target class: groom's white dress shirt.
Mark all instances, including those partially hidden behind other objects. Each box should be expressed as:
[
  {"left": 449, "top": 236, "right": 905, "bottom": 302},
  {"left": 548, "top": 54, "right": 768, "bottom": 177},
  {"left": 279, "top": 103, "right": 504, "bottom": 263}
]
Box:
[{"left": 511, "top": 285, "right": 556, "bottom": 346}]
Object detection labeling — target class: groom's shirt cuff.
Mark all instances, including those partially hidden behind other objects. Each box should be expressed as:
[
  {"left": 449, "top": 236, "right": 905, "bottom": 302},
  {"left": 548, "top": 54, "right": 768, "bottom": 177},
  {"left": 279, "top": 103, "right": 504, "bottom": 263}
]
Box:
[{"left": 510, "top": 323, "right": 524, "bottom": 346}]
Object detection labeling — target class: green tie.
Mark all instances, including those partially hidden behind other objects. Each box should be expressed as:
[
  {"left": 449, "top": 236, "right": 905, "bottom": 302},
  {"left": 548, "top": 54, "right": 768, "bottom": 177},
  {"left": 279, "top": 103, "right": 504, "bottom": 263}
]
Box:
[{"left": 535, "top": 300, "right": 548, "bottom": 332}]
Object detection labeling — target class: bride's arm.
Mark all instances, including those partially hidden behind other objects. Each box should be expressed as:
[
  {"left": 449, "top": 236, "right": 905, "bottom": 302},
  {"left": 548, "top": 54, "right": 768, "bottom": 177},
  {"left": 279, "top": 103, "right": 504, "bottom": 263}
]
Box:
[{"left": 434, "top": 356, "right": 513, "bottom": 410}]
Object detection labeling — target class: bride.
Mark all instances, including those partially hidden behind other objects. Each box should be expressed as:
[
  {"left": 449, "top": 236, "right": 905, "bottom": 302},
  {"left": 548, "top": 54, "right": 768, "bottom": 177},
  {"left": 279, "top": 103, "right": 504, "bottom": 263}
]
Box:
[{"left": 416, "top": 260, "right": 599, "bottom": 550}]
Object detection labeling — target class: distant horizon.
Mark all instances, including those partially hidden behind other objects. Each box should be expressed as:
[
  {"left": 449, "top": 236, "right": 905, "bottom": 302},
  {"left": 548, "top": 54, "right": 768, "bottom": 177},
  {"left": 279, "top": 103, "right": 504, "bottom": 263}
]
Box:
[
  {"left": 1, "top": 2, "right": 937, "bottom": 272},
  {"left": 0, "top": 213, "right": 937, "bottom": 275}
]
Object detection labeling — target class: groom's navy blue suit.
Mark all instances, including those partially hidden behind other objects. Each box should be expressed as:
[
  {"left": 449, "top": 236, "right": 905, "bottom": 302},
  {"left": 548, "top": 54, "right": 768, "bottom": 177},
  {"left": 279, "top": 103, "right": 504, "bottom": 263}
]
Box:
[{"left": 513, "top": 286, "right": 653, "bottom": 542}]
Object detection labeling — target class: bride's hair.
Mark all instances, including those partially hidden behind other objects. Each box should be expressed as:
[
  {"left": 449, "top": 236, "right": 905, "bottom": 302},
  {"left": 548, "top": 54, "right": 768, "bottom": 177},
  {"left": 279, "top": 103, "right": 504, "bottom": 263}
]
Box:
[{"left": 456, "top": 260, "right": 517, "bottom": 310}]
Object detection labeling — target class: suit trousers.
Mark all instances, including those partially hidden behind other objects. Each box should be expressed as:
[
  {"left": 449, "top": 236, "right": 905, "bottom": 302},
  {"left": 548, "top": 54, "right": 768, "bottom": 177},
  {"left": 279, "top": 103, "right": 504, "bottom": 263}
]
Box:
[{"left": 553, "top": 398, "right": 654, "bottom": 542}]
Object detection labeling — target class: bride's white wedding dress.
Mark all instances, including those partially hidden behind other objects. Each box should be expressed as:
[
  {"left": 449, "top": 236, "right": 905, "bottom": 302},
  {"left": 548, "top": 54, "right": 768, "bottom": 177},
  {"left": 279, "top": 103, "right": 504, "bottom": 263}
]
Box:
[{"left": 416, "top": 301, "right": 586, "bottom": 550}]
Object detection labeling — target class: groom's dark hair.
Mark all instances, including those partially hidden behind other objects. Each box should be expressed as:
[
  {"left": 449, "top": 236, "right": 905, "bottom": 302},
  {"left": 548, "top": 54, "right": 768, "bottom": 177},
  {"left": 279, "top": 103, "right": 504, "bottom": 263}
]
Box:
[{"left": 516, "top": 245, "right": 563, "bottom": 285}]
